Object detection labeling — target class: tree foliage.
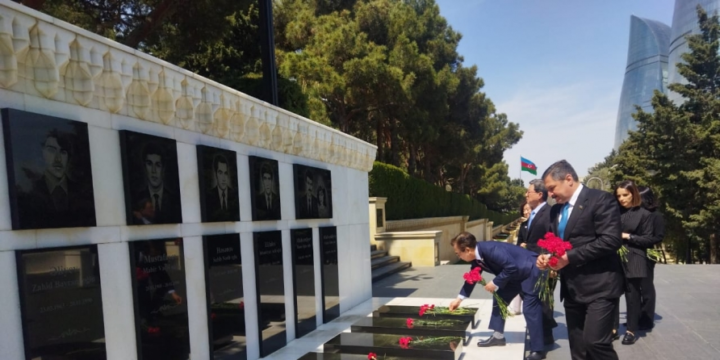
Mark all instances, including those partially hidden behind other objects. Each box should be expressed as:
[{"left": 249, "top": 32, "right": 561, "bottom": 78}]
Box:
[
  {"left": 611, "top": 5, "right": 720, "bottom": 264},
  {"left": 29, "top": 0, "right": 524, "bottom": 213}
]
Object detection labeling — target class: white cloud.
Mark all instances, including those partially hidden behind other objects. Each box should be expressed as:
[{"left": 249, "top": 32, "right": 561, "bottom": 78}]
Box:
[{"left": 498, "top": 81, "right": 620, "bottom": 180}]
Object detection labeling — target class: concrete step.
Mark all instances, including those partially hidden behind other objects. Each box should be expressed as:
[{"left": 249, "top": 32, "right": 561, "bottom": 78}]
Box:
[
  {"left": 371, "top": 250, "right": 388, "bottom": 259},
  {"left": 371, "top": 261, "right": 411, "bottom": 282},
  {"left": 371, "top": 255, "right": 400, "bottom": 269}
]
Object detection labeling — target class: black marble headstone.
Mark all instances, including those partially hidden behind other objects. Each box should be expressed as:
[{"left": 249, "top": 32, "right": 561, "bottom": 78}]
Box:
[
  {"left": 253, "top": 231, "right": 286, "bottom": 357},
  {"left": 16, "top": 245, "right": 107, "bottom": 360},
  {"left": 319, "top": 226, "right": 339, "bottom": 323},
  {"left": 324, "top": 333, "right": 462, "bottom": 360},
  {"left": 129, "top": 239, "right": 190, "bottom": 360},
  {"left": 203, "top": 234, "right": 247, "bottom": 360},
  {"left": 291, "top": 228, "right": 316, "bottom": 338}
]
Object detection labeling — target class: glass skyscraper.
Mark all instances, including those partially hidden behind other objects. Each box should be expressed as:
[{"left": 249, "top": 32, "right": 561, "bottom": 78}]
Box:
[
  {"left": 667, "top": 0, "right": 720, "bottom": 103},
  {"left": 613, "top": 16, "right": 671, "bottom": 150}
]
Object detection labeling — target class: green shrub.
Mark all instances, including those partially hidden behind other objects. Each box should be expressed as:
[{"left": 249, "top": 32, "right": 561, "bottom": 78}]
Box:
[{"left": 369, "top": 162, "right": 517, "bottom": 224}]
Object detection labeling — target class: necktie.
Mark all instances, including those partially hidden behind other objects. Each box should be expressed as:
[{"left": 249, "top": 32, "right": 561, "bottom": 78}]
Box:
[
  {"left": 266, "top": 194, "right": 270, "bottom": 209},
  {"left": 221, "top": 190, "right": 226, "bottom": 210},
  {"left": 558, "top": 203, "right": 570, "bottom": 239},
  {"left": 154, "top": 194, "right": 160, "bottom": 214},
  {"left": 51, "top": 186, "right": 68, "bottom": 211},
  {"left": 528, "top": 210, "right": 536, "bottom": 229}
]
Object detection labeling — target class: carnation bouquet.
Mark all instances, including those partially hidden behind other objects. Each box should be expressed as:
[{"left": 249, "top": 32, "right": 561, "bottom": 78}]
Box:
[
  {"left": 536, "top": 232, "right": 573, "bottom": 305},
  {"left": 463, "top": 267, "right": 511, "bottom": 319}
]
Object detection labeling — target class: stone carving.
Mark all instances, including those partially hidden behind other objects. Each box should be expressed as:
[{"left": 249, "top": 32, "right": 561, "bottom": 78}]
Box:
[
  {"left": 25, "top": 22, "right": 59, "bottom": 98},
  {"left": 176, "top": 77, "right": 194, "bottom": 129},
  {"left": 0, "top": 3, "right": 377, "bottom": 171},
  {"left": 213, "top": 93, "right": 232, "bottom": 138},
  {"left": 196, "top": 86, "right": 214, "bottom": 134},
  {"left": 152, "top": 69, "right": 175, "bottom": 124},
  {"left": 126, "top": 62, "right": 150, "bottom": 120},
  {"left": 0, "top": 14, "right": 18, "bottom": 88},
  {"left": 97, "top": 51, "right": 124, "bottom": 113}
]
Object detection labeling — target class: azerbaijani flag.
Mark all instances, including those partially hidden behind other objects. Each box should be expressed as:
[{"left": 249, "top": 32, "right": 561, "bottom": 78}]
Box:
[{"left": 521, "top": 157, "right": 537, "bottom": 175}]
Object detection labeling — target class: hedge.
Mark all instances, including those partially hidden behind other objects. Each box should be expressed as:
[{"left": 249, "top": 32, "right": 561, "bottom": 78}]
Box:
[{"left": 369, "top": 162, "right": 518, "bottom": 224}]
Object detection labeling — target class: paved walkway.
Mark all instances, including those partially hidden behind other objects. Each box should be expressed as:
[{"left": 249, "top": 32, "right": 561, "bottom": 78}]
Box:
[{"left": 373, "top": 264, "right": 720, "bottom": 360}]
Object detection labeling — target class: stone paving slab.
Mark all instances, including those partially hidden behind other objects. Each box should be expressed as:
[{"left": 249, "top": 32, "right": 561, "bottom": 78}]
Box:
[{"left": 372, "top": 264, "right": 720, "bottom": 360}]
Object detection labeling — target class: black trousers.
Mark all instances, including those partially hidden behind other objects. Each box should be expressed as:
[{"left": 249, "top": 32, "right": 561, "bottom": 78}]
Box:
[
  {"left": 543, "top": 277, "right": 558, "bottom": 339},
  {"left": 565, "top": 297, "right": 619, "bottom": 360},
  {"left": 612, "top": 277, "right": 643, "bottom": 332},
  {"left": 639, "top": 262, "right": 656, "bottom": 327}
]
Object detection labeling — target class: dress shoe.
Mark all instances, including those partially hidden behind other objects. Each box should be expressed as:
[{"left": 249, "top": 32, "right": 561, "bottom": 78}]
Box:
[
  {"left": 622, "top": 332, "right": 637, "bottom": 345},
  {"left": 477, "top": 336, "right": 506, "bottom": 347},
  {"left": 526, "top": 351, "right": 546, "bottom": 360}
]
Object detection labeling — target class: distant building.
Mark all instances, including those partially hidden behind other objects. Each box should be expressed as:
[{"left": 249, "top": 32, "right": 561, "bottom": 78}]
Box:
[
  {"left": 613, "top": 16, "right": 670, "bottom": 150},
  {"left": 667, "top": 0, "right": 720, "bottom": 103},
  {"left": 614, "top": 0, "right": 720, "bottom": 150}
]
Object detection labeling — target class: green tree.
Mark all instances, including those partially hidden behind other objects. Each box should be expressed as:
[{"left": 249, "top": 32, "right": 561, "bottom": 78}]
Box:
[
  {"left": 613, "top": 5, "right": 720, "bottom": 263},
  {"left": 583, "top": 149, "right": 617, "bottom": 191}
]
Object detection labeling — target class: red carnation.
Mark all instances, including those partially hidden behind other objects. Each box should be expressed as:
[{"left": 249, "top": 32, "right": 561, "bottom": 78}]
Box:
[
  {"left": 548, "top": 257, "right": 559, "bottom": 267},
  {"left": 399, "top": 336, "right": 412, "bottom": 349},
  {"left": 239, "top": 301, "right": 244, "bottom": 309},
  {"left": 406, "top": 318, "right": 414, "bottom": 328},
  {"left": 368, "top": 352, "right": 377, "bottom": 360}
]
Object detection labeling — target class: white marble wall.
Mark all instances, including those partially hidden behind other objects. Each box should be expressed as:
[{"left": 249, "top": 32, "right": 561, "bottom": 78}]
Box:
[{"left": 0, "top": 2, "right": 375, "bottom": 357}]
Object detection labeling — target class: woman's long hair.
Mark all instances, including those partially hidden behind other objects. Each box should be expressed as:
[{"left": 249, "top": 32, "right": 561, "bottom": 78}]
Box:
[
  {"left": 615, "top": 180, "right": 642, "bottom": 208},
  {"left": 638, "top": 186, "right": 658, "bottom": 212}
]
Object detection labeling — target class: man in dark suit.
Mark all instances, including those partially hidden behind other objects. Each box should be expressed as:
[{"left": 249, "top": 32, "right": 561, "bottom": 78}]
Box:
[
  {"left": 254, "top": 162, "right": 281, "bottom": 220},
  {"left": 298, "top": 170, "right": 319, "bottom": 218},
  {"left": 204, "top": 154, "right": 239, "bottom": 222},
  {"left": 19, "top": 129, "right": 96, "bottom": 229},
  {"left": 537, "top": 160, "right": 623, "bottom": 360},
  {"left": 518, "top": 179, "right": 558, "bottom": 344},
  {"left": 135, "top": 143, "right": 182, "bottom": 224},
  {"left": 449, "top": 232, "right": 546, "bottom": 360}
]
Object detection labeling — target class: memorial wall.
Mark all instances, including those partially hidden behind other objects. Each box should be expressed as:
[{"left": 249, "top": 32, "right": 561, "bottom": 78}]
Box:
[{"left": 0, "top": 2, "right": 376, "bottom": 360}]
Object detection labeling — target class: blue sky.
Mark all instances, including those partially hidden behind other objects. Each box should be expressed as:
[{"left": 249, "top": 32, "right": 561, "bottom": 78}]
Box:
[{"left": 435, "top": 0, "right": 675, "bottom": 180}]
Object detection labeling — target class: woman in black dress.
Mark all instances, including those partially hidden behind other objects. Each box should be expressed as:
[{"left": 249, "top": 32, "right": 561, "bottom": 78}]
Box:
[
  {"left": 614, "top": 180, "right": 655, "bottom": 345},
  {"left": 638, "top": 186, "right": 664, "bottom": 330}
]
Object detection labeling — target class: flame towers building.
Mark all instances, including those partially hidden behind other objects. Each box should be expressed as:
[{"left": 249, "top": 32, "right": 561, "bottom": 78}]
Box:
[
  {"left": 614, "top": 0, "right": 720, "bottom": 150},
  {"left": 613, "top": 16, "right": 671, "bottom": 150}
]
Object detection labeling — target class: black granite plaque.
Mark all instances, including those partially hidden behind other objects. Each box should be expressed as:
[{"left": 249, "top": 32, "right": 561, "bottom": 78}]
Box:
[
  {"left": 291, "top": 228, "right": 316, "bottom": 338},
  {"left": 197, "top": 146, "right": 240, "bottom": 222},
  {"left": 351, "top": 317, "right": 470, "bottom": 338},
  {"left": 16, "top": 245, "right": 106, "bottom": 360},
  {"left": 319, "top": 226, "right": 339, "bottom": 323},
  {"left": 293, "top": 164, "right": 332, "bottom": 219},
  {"left": 2, "top": 108, "right": 97, "bottom": 230},
  {"left": 373, "top": 305, "right": 479, "bottom": 329},
  {"left": 253, "top": 231, "right": 286, "bottom": 357},
  {"left": 129, "top": 239, "right": 190, "bottom": 360},
  {"left": 298, "top": 353, "right": 425, "bottom": 360},
  {"left": 203, "top": 234, "right": 247, "bottom": 360}
]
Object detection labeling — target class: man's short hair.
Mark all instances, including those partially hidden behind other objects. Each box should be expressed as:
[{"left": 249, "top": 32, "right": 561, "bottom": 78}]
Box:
[
  {"left": 260, "top": 163, "right": 273, "bottom": 179},
  {"left": 451, "top": 232, "right": 477, "bottom": 252},
  {"left": 213, "top": 154, "right": 229, "bottom": 173},
  {"left": 542, "top": 160, "right": 578, "bottom": 182},
  {"left": 529, "top": 179, "right": 548, "bottom": 201},
  {"left": 42, "top": 129, "right": 74, "bottom": 156},
  {"left": 142, "top": 143, "right": 165, "bottom": 163}
]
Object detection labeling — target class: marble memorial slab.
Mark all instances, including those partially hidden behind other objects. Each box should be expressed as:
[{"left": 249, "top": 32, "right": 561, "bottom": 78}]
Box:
[
  {"left": 324, "top": 333, "right": 462, "bottom": 360},
  {"left": 253, "top": 230, "right": 286, "bottom": 357},
  {"left": 373, "top": 306, "right": 479, "bottom": 329},
  {"left": 298, "top": 352, "right": 427, "bottom": 360},
  {"left": 16, "top": 245, "right": 107, "bottom": 360},
  {"left": 129, "top": 238, "right": 190, "bottom": 360},
  {"left": 204, "top": 234, "right": 247, "bottom": 360},
  {"left": 351, "top": 317, "right": 470, "bottom": 339},
  {"left": 291, "top": 228, "right": 317, "bottom": 338}
]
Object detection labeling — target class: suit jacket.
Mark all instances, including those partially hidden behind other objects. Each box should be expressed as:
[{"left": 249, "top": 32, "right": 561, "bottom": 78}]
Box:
[
  {"left": 520, "top": 203, "right": 552, "bottom": 254},
  {"left": 18, "top": 176, "right": 96, "bottom": 229},
  {"left": 620, "top": 206, "right": 655, "bottom": 278},
  {"left": 254, "top": 191, "right": 281, "bottom": 220},
  {"left": 549, "top": 186, "right": 623, "bottom": 303},
  {"left": 298, "top": 194, "right": 319, "bottom": 218},
  {"left": 517, "top": 221, "right": 528, "bottom": 246},
  {"left": 203, "top": 186, "right": 240, "bottom": 222},
  {"left": 459, "top": 241, "right": 539, "bottom": 298},
  {"left": 136, "top": 187, "right": 182, "bottom": 224}
]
